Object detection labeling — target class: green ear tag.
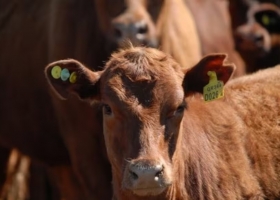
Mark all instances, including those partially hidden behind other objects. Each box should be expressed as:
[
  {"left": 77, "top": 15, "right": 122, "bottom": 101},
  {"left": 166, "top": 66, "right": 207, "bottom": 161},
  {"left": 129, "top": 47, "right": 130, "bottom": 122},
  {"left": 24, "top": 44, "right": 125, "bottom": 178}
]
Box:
[{"left": 203, "top": 71, "right": 224, "bottom": 102}]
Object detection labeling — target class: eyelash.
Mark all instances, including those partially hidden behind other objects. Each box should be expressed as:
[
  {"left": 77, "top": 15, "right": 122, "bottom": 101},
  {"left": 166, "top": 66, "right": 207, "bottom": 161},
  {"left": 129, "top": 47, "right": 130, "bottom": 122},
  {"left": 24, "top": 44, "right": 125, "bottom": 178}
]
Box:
[
  {"left": 176, "top": 105, "right": 185, "bottom": 114},
  {"left": 167, "top": 104, "right": 186, "bottom": 119}
]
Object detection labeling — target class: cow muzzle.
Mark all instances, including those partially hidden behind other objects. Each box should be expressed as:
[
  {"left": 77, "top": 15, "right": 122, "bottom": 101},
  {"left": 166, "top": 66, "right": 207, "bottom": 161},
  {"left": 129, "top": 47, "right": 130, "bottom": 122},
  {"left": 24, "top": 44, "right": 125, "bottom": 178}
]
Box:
[
  {"left": 111, "top": 7, "right": 158, "bottom": 48},
  {"left": 122, "top": 159, "right": 172, "bottom": 196},
  {"left": 235, "top": 24, "right": 271, "bottom": 53}
]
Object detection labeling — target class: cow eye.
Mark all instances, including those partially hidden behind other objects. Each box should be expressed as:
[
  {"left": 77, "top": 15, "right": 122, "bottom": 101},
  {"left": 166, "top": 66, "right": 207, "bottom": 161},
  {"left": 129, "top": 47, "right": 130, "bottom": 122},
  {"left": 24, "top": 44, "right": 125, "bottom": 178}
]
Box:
[
  {"left": 176, "top": 105, "right": 185, "bottom": 114},
  {"left": 103, "top": 104, "right": 112, "bottom": 115},
  {"left": 168, "top": 104, "right": 185, "bottom": 119},
  {"left": 254, "top": 10, "right": 280, "bottom": 33}
]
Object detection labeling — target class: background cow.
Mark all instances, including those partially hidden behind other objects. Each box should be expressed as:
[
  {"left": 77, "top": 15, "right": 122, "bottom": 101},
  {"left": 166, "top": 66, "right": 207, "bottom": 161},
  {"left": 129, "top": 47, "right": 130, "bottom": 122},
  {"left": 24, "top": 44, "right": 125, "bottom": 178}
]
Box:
[
  {"left": 231, "top": 0, "right": 280, "bottom": 72},
  {"left": 185, "top": 0, "right": 246, "bottom": 76}
]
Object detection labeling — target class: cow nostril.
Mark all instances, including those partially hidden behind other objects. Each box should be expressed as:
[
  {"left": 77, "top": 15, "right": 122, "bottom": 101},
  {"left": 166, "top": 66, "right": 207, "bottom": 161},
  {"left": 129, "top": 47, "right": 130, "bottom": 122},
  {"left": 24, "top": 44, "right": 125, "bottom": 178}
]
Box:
[
  {"left": 114, "top": 27, "right": 122, "bottom": 38},
  {"left": 130, "top": 170, "right": 138, "bottom": 180},
  {"left": 254, "top": 35, "right": 264, "bottom": 42},
  {"left": 155, "top": 169, "right": 163, "bottom": 177},
  {"left": 138, "top": 24, "right": 148, "bottom": 34},
  {"left": 155, "top": 167, "right": 164, "bottom": 180}
]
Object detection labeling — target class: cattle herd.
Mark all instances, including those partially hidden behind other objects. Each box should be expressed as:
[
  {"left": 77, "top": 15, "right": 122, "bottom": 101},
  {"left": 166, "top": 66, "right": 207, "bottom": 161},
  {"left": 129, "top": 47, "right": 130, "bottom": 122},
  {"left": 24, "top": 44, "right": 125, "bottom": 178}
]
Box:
[{"left": 1, "top": 0, "right": 280, "bottom": 200}]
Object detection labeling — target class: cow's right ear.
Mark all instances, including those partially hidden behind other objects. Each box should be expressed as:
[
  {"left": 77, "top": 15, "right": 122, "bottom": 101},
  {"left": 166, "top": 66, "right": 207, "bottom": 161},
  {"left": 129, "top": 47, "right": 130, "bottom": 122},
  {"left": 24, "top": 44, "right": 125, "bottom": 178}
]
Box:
[
  {"left": 45, "top": 59, "right": 102, "bottom": 100},
  {"left": 182, "top": 54, "right": 235, "bottom": 95}
]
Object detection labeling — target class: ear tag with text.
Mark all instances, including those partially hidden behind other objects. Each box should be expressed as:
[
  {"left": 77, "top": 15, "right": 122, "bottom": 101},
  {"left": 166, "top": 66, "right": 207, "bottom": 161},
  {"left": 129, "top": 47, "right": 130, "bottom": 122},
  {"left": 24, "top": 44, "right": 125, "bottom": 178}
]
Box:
[{"left": 203, "top": 71, "right": 224, "bottom": 102}]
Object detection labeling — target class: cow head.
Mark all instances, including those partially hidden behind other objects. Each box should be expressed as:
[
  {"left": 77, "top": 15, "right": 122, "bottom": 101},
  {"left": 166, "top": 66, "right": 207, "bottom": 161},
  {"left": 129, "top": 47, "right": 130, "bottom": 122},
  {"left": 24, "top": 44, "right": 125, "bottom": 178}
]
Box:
[
  {"left": 45, "top": 47, "right": 234, "bottom": 197},
  {"left": 235, "top": 2, "right": 280, "bottom": 54},
  {"left": 95, "top": 0, "right": 163, "bottom": 48}
]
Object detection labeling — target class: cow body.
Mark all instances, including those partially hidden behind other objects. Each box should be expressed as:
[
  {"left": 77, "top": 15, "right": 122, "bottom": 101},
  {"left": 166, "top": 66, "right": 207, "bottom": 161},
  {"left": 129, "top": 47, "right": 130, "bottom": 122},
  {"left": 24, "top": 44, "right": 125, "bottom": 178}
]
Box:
[
  {"left": 0, "top": 0, "right": 112, "bottom": 199},
  {"left": 46, "top": 46, "right": 280, "bottom": 199},
  {"left": 185, "top": 0, "right": 246, "bottom": 76}
]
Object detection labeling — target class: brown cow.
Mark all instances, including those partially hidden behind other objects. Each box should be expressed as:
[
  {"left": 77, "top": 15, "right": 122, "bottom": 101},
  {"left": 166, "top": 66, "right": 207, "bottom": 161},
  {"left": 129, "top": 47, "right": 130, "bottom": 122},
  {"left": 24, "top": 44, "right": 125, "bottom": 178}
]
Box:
[
  {"left": 94, "top": 0, "right": 201, "bottom": 68},
  {"left": 0, "top": 0, "right": 247, "bottom": 199},
  {"left": 185, "top": 0, "right": 246, "bottom": 77},
  {"left": 47, "top": 0, "right": 201, "bottom": 199},
  {"left": 45, "top": 46, "right": 280, "bottom": 199},
  {"left": 233, "top": 1, "right": 280, "bottom": 72},
  {"left": 95, "top": 0, "right": 246, "bottom": 75},
  {"left": 1, "top": 0, "right": 200, "bottom": 199}
]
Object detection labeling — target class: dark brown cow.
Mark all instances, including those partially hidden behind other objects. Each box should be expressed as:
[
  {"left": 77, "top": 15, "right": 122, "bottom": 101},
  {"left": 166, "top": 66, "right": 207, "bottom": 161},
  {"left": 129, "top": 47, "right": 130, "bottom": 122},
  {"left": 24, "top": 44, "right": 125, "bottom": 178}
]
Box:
[
  {"left": 46, "top": 46, "right": 280, "bottom": 199},
  {"left": 0, "top": 0, "right": 111, "bottom": 199},
  {"left": 0, "top": 1, "right": 74, "bottom": 199},
  {"left": 231, "top": 0, "right": 280, "bottom": 72}
]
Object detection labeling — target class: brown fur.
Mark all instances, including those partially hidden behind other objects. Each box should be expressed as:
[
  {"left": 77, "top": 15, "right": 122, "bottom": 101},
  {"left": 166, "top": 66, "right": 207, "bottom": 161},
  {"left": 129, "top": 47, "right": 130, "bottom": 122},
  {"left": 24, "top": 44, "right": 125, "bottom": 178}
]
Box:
[
  {"left": 156, "top": 0, "right": 201, "bottom": 68},
  {"left": 185, "top": 0, "right": 246, "bottom": 77},
  {"left": 45, "top": 46, "right": 280, "bottom": 199},
  {"left": 1, "top": 0, "right": 111, "bottom": 199},
  {"left": 0, "top": 1, "right": 72, "bottom": 199},
  {"left": 0, "top": 150, "right": 30, "bottom": 200}
]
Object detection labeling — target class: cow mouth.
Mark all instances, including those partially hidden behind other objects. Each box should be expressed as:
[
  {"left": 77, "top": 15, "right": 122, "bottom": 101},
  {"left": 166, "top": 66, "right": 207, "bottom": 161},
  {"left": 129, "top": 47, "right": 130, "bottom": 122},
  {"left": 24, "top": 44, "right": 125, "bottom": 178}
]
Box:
[{"left": 131, "top": 186, "right": 167, "bottom": 196}]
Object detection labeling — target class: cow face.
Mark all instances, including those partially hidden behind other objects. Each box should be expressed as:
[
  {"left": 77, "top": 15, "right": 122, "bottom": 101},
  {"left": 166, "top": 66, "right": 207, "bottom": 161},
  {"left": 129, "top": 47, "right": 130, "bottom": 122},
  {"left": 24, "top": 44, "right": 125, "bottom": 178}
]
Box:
[
  {"left": 235, "top": 2, "right": 280, "bottom": 54},
  {"left": 100, "top": 48, "right": 186, "bottom": 196},
  {"left": 45, "top": 47, "right": 234, "bottom": 197},
  {"left": 95, "top": 0, "right": 163, "bottom": 48}
]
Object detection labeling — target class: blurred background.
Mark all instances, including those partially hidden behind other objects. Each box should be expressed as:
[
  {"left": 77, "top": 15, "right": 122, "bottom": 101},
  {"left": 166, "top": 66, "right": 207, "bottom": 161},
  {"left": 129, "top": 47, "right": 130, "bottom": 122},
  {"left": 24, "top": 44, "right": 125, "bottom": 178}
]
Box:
[{"left": 0, "top": 0, "right": 279, "bottom": 199}]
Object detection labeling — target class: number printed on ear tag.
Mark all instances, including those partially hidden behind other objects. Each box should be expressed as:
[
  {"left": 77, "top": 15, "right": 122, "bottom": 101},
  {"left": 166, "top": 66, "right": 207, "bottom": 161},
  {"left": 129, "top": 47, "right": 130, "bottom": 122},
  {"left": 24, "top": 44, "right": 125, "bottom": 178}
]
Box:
[{"left": 203, "top": 71, "right": 224, "bottom": 102}]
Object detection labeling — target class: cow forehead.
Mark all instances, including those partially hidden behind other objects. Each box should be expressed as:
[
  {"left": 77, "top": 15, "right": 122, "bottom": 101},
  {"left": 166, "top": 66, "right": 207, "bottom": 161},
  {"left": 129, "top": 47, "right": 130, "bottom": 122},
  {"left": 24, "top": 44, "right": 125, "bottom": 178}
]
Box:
[{"left": 100, "top": 47, "right": 184, "bottom": 107}]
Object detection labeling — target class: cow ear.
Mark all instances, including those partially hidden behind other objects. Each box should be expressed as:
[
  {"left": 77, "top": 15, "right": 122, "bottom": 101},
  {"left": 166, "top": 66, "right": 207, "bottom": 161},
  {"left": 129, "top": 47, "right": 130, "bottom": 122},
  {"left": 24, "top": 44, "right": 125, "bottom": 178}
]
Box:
[
  {"left": 45, "top": 59, "right": 102, "bottom": 100},
  {"left": 182, "top": 54, "right": 236, "bottom": 95}
]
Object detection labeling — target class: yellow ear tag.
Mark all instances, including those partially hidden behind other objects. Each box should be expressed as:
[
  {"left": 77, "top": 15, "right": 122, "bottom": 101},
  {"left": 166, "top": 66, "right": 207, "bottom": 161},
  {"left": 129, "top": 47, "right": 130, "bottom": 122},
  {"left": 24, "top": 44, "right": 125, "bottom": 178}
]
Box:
[
  {"left": 203, "top": 71, "right": 224, "bottom": 102},
  {"left": 51, "top": 66, "right": 62, "bottom": 79},
  {"left": 262, "top": 15, "right": 270, "bottom": 26},
  {"left": 69, "top": 72, "right": 77, "bottom": 83}
]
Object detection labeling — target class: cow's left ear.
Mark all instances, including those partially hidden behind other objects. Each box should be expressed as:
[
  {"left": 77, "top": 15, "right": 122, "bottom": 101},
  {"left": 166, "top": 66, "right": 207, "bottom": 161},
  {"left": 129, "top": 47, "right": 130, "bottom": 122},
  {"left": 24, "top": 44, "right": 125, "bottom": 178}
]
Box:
[
  {"left": 182, "top": 54, "right": 236, "bottom": 94},
  {"left": 45, "top": 59, "right": 102, "bottom": 100}
]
